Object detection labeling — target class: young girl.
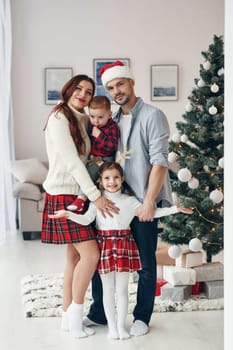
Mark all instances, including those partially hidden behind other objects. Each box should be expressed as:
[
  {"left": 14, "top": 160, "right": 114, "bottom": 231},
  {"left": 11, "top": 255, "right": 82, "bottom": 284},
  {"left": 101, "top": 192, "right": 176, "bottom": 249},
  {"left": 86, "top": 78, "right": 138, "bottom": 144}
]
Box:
[{"left": 49, "top": 162, "right": 192, "bottom": 340}]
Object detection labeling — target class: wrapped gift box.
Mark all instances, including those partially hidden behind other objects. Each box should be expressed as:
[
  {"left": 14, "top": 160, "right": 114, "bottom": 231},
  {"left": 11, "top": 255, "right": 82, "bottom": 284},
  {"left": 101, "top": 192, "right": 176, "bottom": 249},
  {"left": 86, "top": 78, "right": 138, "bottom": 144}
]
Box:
[
  {"left": 163, "top": 265, "right": 196, "bottom": 286},
  {"left": 193, "top": 262, "right": 223, "bottom": 282},
  {"left": 156, "top": 245, "right": 175, "bottom": 265},
  {"left": 161, "top": 283, "right": 192, "bottom": 301},
  {"left": 203, "top": 280, "right": 224, "bottom": 299},
  {"left": 176, "top": 249, "right": 204, "bottom": 268}
]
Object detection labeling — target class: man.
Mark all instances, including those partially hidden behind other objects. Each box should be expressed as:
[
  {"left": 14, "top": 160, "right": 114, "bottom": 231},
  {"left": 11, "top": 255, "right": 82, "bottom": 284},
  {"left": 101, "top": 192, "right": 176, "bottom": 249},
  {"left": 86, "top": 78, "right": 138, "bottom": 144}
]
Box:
[{"left": 84, "top": 61, "right": 172, "bottom": 336}]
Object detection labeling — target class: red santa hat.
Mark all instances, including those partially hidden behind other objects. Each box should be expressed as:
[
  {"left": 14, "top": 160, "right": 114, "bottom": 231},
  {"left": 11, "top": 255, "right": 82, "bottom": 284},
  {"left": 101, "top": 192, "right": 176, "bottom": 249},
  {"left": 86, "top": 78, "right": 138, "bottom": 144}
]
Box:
[{"left": 100, "top": 60, "right": 134, "bottom": 87}]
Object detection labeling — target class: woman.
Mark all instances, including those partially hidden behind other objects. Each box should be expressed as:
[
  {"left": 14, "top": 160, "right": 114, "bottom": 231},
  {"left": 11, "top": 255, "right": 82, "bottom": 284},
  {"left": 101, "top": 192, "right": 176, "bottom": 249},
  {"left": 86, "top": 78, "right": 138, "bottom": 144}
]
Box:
[{"left": 41, "top": 75, "right": 118, "bottom": 338}]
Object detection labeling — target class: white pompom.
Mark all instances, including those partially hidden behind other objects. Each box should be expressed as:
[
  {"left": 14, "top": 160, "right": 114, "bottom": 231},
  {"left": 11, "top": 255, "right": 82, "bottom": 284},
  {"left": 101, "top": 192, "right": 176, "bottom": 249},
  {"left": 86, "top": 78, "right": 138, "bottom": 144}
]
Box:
[
  {"left": 189, "top": 238, "right": 203, "bottom": 252},
  {"left": 180, "top": 134, "right": 188, "bottom": 143},
  {"left": 217, "top": 67, "right": 224, "bottom": 76},
  {"left": 188, "top": 177, "right": 199, "bottom": 189},
  {"left": 172, "top": 192, "right": 179, "bottom": 205},
  {"left": 218, "top": 157, "right": 224, "bottom": 168},
  {"left": 197, "top": 79, "right": 205, "bottom": 88},
  {"left": 185, "top": 102, "right": 193, "bottom": 112},
  {"left": 209, "top": 105, "right": 217, "bottom": 115},
  {"left": 178, "top": 168, "right": 192, "bottom": 182},
  {"left": 168, "top": 245, "right": 182, "bottom": 259},
  {"left": 209, "top": 189, "right": 224, "bottom": 204},
  {"left": 171, "top": 133, "right": 181, "bottom": 143},
  {"left": 203, "top": 60, "right": 211, "bottom": 70},
  {"left": 210, "top": 83, "right": 219, "bottom": 93},
  {"left": 168, "top": 152, "right": 177, "bottom": 163}
]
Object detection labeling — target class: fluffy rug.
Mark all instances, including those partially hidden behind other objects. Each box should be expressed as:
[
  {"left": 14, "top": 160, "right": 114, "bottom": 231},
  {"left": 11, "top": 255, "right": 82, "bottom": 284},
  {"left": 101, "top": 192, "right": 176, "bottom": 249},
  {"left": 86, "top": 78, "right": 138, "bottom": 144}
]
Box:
[{"left": 20, "top": 273, "right": 224, "bottom": 318}]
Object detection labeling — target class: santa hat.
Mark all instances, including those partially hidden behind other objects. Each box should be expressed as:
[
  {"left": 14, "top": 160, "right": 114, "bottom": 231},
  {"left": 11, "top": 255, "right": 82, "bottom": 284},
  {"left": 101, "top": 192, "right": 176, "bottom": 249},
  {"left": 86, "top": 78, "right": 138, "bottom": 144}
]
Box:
[{"left": 100, "top": 60, "right": 134, "bottom": 87}]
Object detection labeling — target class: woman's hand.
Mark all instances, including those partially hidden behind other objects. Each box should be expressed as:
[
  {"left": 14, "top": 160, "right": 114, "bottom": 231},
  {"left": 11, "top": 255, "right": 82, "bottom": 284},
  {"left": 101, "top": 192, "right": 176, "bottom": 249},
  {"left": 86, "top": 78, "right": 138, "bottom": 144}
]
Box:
[
  {"left": 48, "top": 210, "right": 68, "bottom": 219},
  {"left": 94, "top": 195, "right": 119, "bottom": 218},
  {"left": 177, "top": 206, "right": 193, "bottom": 214}
]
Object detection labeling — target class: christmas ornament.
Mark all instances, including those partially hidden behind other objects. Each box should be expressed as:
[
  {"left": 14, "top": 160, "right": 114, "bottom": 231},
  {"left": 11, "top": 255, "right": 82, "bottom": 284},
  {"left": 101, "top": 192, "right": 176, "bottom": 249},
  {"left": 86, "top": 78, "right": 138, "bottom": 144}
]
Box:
[
  {"left": 189, "top": 238, "right": 203, "bottom": 252},
  {"left": 171, "top": 133, "right": 181, "bottom": 143},
  {"left": 178, "top": 168, "right": 192, "bottom": 182},
  {"left": 197, "top": 79, "right": 205, "bottom": 88},
  {"left": 168, "top": 151, "right": 177, "bottom": 163},
  {"left": 209, "top": 105, "right": 217, "bottom": 115},
  {"left": 180, "top": 134, "right": 188, "bottom": 143},
  {"left": 203, "top": 60, "right": 211, "bottom": 70},
  {"left": 168, "top": 245, "right": 182, "bottom": 259},
  {"left": 218, "top": 157, "right": 224, "bottom": 168},
  {"left": 217, "top": 67, "right": 224, "bottom": 76},
  {"left": 188, "top": 177, "right": 199, "bottom": 189},
  {"left": 209, "top": 189, "right": 224, "bottom": 204},
  {"left": 185, "top": 102, "right": 193, "bottom": 112},
  {"left": 210, "top": 83, "right": 219, "bottom": 93}
]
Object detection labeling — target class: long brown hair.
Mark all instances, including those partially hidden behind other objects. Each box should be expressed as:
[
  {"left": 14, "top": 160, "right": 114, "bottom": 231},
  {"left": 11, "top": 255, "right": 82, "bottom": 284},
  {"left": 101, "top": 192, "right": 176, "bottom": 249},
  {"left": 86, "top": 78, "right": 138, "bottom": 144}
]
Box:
[{"left": 44, "top": 75, "right": 95, "bottom": 155}]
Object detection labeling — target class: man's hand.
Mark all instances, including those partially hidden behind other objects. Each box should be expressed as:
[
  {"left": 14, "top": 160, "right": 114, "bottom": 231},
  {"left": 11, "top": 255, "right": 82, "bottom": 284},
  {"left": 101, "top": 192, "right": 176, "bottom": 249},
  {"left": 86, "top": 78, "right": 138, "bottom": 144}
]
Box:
[{"left": 135, "top": 201, "right": 155, "bottom": 222}]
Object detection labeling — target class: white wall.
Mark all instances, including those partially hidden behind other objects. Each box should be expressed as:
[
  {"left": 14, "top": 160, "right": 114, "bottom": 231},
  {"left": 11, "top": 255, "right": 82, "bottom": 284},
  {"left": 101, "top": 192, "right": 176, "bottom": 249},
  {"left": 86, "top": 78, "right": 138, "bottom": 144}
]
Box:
[{"left": 10, "top": 0, "right": 224, "bottom": 161}]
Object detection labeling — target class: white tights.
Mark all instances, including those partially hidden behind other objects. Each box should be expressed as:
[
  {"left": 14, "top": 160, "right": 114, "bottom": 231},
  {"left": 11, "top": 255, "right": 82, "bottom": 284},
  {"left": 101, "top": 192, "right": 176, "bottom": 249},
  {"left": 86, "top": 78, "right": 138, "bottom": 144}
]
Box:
[{"left": 100, "top": 271, "right": 130, "bottom": 340}]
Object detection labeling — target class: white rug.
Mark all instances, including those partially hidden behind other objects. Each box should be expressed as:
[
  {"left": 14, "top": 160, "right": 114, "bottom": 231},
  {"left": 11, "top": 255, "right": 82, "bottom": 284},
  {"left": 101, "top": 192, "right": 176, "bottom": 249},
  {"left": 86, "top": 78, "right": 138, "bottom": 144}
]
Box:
[{"left": 20, "top": 273, "right": 224, "bottom": 318}]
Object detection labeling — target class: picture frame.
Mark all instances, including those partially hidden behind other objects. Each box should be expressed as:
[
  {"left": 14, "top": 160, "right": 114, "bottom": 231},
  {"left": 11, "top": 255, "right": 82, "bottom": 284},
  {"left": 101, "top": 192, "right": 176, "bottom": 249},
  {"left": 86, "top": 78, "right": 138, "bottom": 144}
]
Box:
[
  {"left": 93, "top": 58, "right": 130, "bottom": 100},
  {"left": 44, "top": 67, "right": 73, "bottom": 105},
  {"left": 151, "top": 64, "right": 178, "bottom": 101}
]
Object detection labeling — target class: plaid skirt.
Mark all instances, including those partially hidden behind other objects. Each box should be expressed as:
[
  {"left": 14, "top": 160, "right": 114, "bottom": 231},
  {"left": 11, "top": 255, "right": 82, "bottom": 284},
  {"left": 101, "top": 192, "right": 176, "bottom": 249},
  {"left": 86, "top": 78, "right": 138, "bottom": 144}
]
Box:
[
  {"left": 41, "top": 193, "right": 96, "bottom": 244},
  {"left": 96, "top": 229, "right": 142, "bottom": 274}
]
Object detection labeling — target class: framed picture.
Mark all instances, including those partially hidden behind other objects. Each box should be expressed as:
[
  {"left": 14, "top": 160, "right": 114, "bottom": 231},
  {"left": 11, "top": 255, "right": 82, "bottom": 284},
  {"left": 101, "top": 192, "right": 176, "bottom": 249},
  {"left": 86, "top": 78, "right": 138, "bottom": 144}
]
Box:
[
  {"left": 151, "top": 65, "right": 178, "bottom": 101},
  {"left": 44, "top": 67, "right": 73, "bottom": 105},
  {"left": 93, "top": 58, "right": 130, "bottom": 100}
]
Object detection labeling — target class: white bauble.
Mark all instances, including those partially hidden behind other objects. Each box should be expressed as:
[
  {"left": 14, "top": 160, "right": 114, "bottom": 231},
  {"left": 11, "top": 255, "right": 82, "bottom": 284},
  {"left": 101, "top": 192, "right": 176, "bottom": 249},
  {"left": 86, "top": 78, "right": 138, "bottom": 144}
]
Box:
[
  {"left": 209, "top": 105, "right": 217, "bottom": 115},
  {"left": 168, "top": 245, "right": 182, "bottom": 259},
  {"left": 185, "top": 102, "right": 193, "bottom": 112},
  {"left": 188, "top": 177, "right": 199, "bottom": 189},
  {"left": 217, "top": 67, "right": 224, "bottom": 76},
  {"left": 210, "top": 83, "right": 219, "bottom": 93},
  {"left": 172, "top": 192, "right": 179, "bottom": 205},
  {"left": 178, "top": 168, "right": 192, "bottom": 182},
  {"left": 168, "top": 151, "right": 177, "bottom": 163},
  {"left": 197, "top": 79, "right": 205, "bottom": 88},
  {"left": 171, "top": 133, "right": 181, "bottom": 143},
  {"left": 209, "top": 189, "right": 224, "bottom": 204},
  {"left": 218, "top": 157, "right": 224, "bottom": 168},
  {"left": 180, "top": 134, "right": 188, "bottom": 143},
  {"left": 203, "top": 60, "right": 211, "bottom": 70},
  {"left": 189, "top": 238, "right": 203, "bottom": 252}
]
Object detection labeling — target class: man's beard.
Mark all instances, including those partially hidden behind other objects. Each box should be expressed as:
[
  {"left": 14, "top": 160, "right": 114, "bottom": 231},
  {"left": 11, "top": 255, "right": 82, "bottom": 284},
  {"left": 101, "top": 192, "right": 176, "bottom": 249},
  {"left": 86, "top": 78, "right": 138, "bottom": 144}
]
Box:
[{"left": 114, "top": 94, "right": 130, "bottom": 106}]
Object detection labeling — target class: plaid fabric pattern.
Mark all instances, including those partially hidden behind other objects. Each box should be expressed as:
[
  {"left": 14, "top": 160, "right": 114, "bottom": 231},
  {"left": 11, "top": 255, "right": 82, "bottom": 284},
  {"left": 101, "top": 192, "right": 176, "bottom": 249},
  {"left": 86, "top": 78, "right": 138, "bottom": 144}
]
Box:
[
  {"left": 41, "top": 193, "right": 96, "bottom": 244},
  {"left": 89, "top": 119, "right": 120, "bottom": 157},
  {"left": 96, "top": 229, "right": 142, "bottom": 274}
]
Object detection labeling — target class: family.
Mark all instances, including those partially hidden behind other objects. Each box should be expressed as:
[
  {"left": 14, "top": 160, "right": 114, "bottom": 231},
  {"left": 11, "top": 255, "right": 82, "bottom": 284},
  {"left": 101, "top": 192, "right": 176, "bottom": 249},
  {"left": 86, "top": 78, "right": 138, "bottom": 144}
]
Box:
[{"left": 41, "top": 61, "right": 192, "bottom": 340}]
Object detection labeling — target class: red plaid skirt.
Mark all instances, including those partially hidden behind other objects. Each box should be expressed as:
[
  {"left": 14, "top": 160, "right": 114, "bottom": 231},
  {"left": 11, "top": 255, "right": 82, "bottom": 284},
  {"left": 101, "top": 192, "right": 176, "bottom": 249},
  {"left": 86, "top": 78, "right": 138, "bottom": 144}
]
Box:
[
  {"left": 96, "top": 229, "right": 142, "bottom": 274},
  {"left": 41, "top": 193, "right": 96, "bottom": 244}
]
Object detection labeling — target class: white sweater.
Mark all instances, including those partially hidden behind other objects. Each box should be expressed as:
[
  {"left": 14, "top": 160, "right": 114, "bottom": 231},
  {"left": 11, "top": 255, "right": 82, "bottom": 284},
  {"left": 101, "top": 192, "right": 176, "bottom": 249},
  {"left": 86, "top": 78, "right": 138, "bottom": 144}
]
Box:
[
  {"left": 43, "top": 106, "right": 101, "bottom": 201},
  {"left": 68, "top": 190, "right": 178, "bottom": 230}
]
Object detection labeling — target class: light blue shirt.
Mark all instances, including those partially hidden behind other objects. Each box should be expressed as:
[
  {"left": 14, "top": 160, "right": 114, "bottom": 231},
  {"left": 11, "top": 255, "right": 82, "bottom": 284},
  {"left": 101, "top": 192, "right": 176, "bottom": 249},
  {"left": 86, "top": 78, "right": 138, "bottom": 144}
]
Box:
[{"left": 113, "top": 97, "right": 173, "bottom": 207}]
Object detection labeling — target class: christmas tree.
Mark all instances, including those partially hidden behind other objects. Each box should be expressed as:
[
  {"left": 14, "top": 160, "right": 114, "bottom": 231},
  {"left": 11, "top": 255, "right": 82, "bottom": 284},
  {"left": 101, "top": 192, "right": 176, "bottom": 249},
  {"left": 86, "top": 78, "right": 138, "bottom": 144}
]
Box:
[{"left": 160, "top": 35, "right": 224, "bottom": 263}]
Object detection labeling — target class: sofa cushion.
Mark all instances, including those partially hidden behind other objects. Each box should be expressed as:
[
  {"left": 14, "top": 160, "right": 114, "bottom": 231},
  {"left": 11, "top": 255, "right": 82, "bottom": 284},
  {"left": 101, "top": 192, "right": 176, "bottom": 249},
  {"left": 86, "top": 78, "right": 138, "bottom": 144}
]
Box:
[
  {"left": 13, "top": 182, "right": 43, "bottom": 201},
  {"left": 10, "top": 158, "right": 48, "bottom": 185}
]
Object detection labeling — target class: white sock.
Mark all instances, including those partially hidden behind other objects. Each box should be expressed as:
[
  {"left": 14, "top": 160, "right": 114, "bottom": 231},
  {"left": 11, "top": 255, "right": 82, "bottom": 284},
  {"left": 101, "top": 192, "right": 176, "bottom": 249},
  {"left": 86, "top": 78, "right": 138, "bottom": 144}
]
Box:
[
  {"left": 101, "top": 272, "right": 119, "bottom": 339},
  {"left": 61, "top": 311, "right": 69, "bottom": 331},
  {"left": 83, "top": 316, "right": 102, "bottom": 327},
  {"left": 130, "top": 320, "right": 149, "bottom": 336},
  {"left": 115, "top": 272, "right": 130, "bottom": 340},
  {"left": 67, "top": 302, "right": 87, "bottom": 338}
]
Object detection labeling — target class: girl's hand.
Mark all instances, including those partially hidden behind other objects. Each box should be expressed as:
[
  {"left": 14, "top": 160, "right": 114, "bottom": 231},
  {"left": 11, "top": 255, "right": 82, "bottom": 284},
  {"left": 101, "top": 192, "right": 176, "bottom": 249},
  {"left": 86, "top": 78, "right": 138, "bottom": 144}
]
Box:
[
  {"left": 48, "top": 210, "right": 68, "bottom": 219},
  {"left": 177, "top": 206, "right": 193, "bottom": 214},
  {"left": 94, "top": 195, "right": 119, "bottom": 218}
]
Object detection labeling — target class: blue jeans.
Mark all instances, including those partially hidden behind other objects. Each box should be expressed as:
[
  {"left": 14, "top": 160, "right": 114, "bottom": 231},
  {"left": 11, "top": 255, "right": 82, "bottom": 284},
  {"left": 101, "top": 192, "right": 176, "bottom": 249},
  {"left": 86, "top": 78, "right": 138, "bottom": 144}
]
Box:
[{"left": 87, "top": 217, "right": 159, "bottom": 325}]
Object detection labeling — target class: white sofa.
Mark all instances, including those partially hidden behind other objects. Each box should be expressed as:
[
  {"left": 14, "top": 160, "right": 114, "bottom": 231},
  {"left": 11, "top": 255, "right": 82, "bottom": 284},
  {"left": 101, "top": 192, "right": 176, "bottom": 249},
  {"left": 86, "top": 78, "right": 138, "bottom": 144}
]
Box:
[{"left": 10, "top": 158, "right": 48, "bottom": 240}]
